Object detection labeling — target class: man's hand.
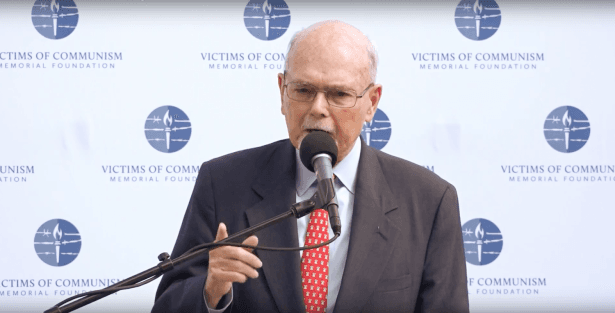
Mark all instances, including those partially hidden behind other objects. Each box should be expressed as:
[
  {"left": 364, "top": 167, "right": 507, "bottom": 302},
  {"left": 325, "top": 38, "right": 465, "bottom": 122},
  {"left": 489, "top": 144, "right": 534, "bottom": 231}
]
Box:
[{"left": 204, "top": 223, "right": 262, "bottom": 308}]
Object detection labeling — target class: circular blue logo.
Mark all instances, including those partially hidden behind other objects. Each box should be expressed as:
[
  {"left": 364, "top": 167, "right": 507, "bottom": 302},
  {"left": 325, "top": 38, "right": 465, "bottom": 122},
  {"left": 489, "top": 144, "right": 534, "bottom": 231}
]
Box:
[
  {"left": 455, "top": 0, "right": 501, "bottom": 41},
  {"left": 462, "top": 218, "right": 503, "bottom": 266},
  {"left": 31, "top": 0, "right": 79, "bottom": 40},
  {"left": 144, "top": 106, "right": 192, "bottom": 153},
  {"left": 544, "top": 106, "right": 590, "bottom": 153},
  {"left": 34, "top": 219, "right": 81, "bottom": 267},
  {"left": 243, "top": 0, "right": 291, "bottom": 41},
  {"left": 361, "top": 108, "right": 392, "bottom": 150}
]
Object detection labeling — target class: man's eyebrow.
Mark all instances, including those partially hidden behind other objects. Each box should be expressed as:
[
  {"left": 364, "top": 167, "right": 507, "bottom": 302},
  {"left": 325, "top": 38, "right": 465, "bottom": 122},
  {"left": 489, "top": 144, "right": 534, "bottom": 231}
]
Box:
[
  {"left": 289, "top": 80, "right": 312, "bottom": 85},
  {"left": 288, "top": 80, "right": 356, "bottom": 91},
  {"left": 326, "top": 84, "right": 356, "bottom": 91}
]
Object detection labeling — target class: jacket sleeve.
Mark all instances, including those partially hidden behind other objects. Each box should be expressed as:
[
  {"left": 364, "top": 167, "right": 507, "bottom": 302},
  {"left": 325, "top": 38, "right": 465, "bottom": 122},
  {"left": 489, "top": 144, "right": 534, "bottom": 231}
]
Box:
[
  {"left": 152, "top": 163, "right": 230, "bottom": 313},
  {"left": 414, "top": 184, "right": 470, "bottom": 313}
]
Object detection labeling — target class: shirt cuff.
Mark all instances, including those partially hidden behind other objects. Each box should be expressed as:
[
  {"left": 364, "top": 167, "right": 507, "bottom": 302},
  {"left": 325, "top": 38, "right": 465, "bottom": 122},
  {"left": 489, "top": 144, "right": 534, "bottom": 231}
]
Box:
[{"left": 204, "top": 289, "right": 233, "bottom": 313}]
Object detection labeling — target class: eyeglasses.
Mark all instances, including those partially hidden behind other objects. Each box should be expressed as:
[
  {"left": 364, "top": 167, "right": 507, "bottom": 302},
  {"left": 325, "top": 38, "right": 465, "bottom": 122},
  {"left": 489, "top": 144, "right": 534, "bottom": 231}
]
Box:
[{"left": 283, "top": 81, "right": 374, "bottom": 108}]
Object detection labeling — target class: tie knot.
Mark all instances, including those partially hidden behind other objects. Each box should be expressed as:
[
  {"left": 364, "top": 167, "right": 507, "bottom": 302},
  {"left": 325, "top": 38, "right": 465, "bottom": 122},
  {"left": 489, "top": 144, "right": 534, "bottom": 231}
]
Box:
[{"left": 311, "top": 208, "right": 329, "bottom": 219}]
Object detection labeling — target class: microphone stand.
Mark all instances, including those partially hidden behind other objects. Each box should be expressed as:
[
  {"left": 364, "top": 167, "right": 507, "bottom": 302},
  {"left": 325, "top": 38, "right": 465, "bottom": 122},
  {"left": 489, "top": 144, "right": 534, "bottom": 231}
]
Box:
[{"left": 44, "top": 199, "right": 319, "bottom": 313}]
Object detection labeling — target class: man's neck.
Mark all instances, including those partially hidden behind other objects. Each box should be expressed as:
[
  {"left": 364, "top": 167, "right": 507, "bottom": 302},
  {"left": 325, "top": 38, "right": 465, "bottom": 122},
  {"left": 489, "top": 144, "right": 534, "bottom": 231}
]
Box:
[{"left": 334, "top": 136, "right": 361, "bottom": 165}]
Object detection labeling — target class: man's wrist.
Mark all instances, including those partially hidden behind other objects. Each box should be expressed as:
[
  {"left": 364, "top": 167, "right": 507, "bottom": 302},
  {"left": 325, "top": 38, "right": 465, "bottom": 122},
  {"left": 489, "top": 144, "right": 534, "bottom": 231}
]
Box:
[
  {"left": 204, "top": 285, "right": 233, "bottom": 312},
  {"left": 205, "top": 287, "right": 224, "bottom": 309}
]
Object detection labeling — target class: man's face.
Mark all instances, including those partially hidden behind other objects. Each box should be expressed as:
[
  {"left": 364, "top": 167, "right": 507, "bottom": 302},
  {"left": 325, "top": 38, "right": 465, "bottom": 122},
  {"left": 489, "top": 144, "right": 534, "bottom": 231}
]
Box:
[{"left": 278, "top": 36, "right": 382, "bottom": 163}]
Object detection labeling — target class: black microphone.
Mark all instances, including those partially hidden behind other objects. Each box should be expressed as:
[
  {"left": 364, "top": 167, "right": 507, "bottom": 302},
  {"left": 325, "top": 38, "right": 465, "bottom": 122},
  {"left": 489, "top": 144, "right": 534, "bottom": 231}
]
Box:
[{"left": 299, "top": 131, "right": 341, "bottom": 236}]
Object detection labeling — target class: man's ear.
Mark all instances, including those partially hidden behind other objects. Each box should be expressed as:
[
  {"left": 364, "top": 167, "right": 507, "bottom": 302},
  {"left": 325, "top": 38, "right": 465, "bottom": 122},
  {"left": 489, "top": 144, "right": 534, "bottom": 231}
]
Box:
[
  {"left": 278, "top": 73, "right": 286, "bottom": 114},
  {"left": 366, "top": 84, "right": 383, "bottom": 122}
]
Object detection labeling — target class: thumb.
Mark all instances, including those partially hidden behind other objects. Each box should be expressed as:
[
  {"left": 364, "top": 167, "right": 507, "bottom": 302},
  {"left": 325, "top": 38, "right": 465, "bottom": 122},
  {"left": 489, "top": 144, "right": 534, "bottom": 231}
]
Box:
[
  {"left": 214, "top": 223, "right": 228, "bottom": 242},
  {"left": 241, "top": 235, "right": 258, "bottom": 253}
]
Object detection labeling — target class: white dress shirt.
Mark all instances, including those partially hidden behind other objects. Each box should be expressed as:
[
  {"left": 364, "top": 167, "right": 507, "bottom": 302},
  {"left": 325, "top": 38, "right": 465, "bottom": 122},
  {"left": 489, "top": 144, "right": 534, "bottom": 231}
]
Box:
[{"left": 206, "top": 139, "right": 361, "bottom": 313}]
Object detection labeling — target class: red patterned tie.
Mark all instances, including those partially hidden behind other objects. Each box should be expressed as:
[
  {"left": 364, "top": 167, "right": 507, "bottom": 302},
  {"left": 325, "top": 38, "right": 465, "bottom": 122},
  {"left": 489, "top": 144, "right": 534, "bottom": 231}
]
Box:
[{"left": 301, "top": 209, "right": 330, "bottom": 313}]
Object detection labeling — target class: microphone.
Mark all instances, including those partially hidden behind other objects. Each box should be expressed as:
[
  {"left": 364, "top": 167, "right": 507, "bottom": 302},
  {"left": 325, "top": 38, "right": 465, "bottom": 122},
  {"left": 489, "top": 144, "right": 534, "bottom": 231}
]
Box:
[{"left": 299, "top": 131, "right": 341, "bottom": 235}]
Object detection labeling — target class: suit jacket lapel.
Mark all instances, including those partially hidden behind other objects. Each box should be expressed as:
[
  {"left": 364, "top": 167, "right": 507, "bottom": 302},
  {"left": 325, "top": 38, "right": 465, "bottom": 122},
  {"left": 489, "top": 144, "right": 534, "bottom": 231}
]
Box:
[
  {"left": 334, "top": 139, "right": 400, "bottom": 313},
  {"left": 244, "top": 140, "right": 305, "bottom": 313}
]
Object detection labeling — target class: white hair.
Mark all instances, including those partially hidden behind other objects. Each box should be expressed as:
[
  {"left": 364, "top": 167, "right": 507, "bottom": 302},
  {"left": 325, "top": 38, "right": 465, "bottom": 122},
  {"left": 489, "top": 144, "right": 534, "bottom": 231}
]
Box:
[{"left": 283, "top": 21, "right": 379, "bottom": 83}]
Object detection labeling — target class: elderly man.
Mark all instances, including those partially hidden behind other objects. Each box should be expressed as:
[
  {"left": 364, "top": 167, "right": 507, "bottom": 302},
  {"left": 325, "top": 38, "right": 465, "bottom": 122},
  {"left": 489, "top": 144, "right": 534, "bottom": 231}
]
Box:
[{"left": 152, "top": 21, "right": 469, "bottom": 313}]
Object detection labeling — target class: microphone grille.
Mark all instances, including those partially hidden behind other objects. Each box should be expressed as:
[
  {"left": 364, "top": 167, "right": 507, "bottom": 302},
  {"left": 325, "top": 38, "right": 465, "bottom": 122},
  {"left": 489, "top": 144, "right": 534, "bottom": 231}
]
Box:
[{"left": 299, "top": 131, "right": 338, "bottom": 172}]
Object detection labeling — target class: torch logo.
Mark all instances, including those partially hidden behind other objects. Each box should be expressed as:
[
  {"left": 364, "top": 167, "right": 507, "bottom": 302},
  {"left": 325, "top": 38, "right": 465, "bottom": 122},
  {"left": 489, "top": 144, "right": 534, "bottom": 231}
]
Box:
[
  {"left": 144, "top": 106, "right": 192, "bottom": 153},
  {"left": 454, "top": 0, "right": 501, "bottom": 41},
  {"left": 31, "top": 0, "right": 79, "bottom": 40},
  {"left": 544, "top": 106, "right": 590, "bottom": 153},
  {"left": 462, "top": 218, "right": 503, "bottom": 266},
  {"left": 34, "top": 219, "right": 81, "bottom": 267},
  {"left": 361, "top": 108, "right": 392, "bottom": 150},
  {"left": 243, "top": 0, "right": 291, "bottom": 41}
]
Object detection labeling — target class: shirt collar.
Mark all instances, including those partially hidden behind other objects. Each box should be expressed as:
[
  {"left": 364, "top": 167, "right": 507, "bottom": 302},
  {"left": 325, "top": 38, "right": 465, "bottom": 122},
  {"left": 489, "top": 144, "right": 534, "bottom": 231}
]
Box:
[{"left": 295, "top": 138, "right": 361, "bottom": 196}]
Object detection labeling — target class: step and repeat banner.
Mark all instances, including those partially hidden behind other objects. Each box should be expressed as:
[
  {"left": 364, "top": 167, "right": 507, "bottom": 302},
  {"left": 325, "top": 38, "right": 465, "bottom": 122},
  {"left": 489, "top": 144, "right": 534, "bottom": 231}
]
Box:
[{"left": 1, "top": 0, "right": 614, "bottom": 312}]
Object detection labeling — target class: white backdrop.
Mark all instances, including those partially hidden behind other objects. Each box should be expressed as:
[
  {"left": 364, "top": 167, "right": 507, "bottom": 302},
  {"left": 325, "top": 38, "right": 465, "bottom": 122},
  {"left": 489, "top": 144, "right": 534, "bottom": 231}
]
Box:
[{"left": 1, "top": 0, "right": 614, "bottom": 312}]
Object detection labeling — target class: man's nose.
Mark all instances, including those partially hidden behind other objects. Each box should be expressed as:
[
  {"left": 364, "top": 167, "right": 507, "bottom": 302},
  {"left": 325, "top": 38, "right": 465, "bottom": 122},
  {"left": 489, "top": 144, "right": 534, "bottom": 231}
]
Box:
[{"left": 309, "top": 91, "right": 330, "bottom": 117}]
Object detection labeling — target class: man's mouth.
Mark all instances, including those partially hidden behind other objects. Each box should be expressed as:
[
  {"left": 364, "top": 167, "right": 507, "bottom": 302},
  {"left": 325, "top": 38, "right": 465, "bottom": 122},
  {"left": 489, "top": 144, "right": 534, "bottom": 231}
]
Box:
[{"left": 305, "top": 128, "right": 329, "bottom": 134}]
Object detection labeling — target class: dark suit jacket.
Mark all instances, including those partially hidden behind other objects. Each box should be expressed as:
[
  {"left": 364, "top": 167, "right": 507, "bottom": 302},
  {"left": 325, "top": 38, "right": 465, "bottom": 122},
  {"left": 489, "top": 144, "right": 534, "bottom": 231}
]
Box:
[{"left": 152, "top": 138, "right": 469, "bottom": 313}]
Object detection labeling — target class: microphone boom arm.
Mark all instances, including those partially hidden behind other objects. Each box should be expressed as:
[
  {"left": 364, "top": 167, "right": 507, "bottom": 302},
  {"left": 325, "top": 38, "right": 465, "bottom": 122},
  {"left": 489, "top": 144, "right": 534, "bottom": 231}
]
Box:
[{"left": 44, "top": 199, "right": 319, "bottom": 313}]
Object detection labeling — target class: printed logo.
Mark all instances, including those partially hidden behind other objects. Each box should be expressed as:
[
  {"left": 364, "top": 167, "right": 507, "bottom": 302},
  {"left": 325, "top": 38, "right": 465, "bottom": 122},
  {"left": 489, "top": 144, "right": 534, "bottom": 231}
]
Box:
[
  {"left": 455, "top": 0, "right": 501, "bottom": 41},
  {"left": 361, "top": 108, "right": 392, "bottom": 150},
  {"left": 34, "top": 219, "right": 81, "bottom": 266},
  {"left": 243, "top": 0, "right": 291, "bottom": 41},
  {"left": 145, "top": 106, "right": 192, "bottom": 153},
  {"left": 544, "top": 106, "right": 590, "bottom": 153},
  {"left": 32, "top": 0, "right": 79, "bottom": 40},
  {"left": 462, "top": 218, "right": 503, "bottom": 266}
]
